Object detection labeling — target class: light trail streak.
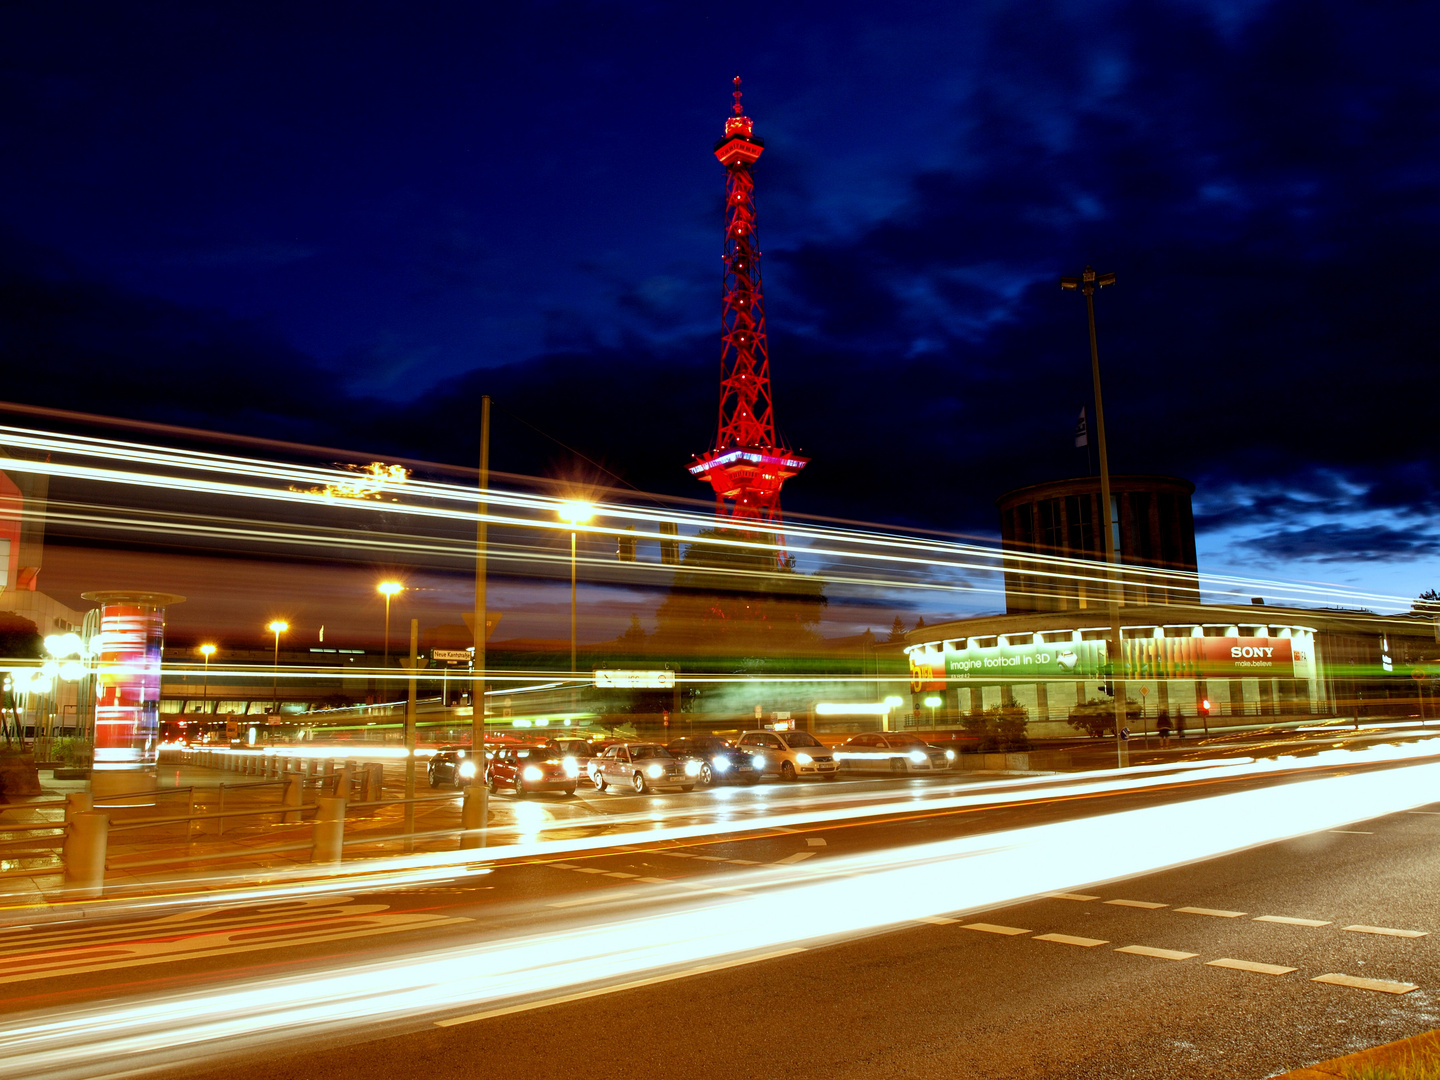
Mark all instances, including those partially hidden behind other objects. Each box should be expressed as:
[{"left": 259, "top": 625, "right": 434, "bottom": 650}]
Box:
[{"left": 4, "top": 754, "right": 1439, "bottom": 1080}]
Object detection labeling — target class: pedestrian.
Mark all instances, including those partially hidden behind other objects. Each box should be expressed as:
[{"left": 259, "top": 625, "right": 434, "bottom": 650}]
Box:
[
  {"left": 1156, "top": 709, "right": 1172, "bottom": 748},
  {"left": 1175, "top": 709, "right": 1186, "bottom": 742}
]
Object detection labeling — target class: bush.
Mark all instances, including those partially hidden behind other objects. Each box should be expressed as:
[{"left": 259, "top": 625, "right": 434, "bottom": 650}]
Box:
[
  {"left": 1067, "top": 698, "right": 1143, "bottom": 737},
  {"left": 962, "top": 703, "right": 1030, "bottom": 751},
  {"left": 52, "top": 738, "right": 93, "bottom": 768}
]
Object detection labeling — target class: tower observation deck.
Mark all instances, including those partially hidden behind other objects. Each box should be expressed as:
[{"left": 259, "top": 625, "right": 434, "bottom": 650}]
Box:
[{"left": 688, "top": 77, "right": 807, "bottom": 531}]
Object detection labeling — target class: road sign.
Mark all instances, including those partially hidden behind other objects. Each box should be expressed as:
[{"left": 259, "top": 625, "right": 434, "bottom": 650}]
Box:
[
  {"left": 431, "top": 648, "right": 472, "bottom": 663},
  {"left": 1415, "top": 668, "right": 1428, "bottom": 681},
  {"left": 594, "top": 669, "right": 675, "bottom": 689},
  {"left": 1140, "top": 686, "right": 1149, "bottom": 696}
]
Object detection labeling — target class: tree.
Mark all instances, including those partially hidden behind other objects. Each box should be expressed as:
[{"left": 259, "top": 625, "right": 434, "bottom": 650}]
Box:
[
  {"left": 962, "top": 703, "right": 1030, "bottom": 751},
  {"left": 652, "top": 527, "right": 827, "bottom": 663},
  {"left": 914, "top": 615, "right": 926, "bottom": 631},
  {"left": 619, "top": 614, "right": 647, "bottom": 649},
  {"left": 887, "top": 616, "right": 907, "bottom": 643},
  {"left": 1415, "top": 589, "right": 1440, "bottom": 615}
]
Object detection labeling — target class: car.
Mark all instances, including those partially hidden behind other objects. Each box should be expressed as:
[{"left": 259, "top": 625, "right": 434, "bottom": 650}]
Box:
[
  {"left": 666, "top": 735, "right": 763, "bottom": 786},
  {"left": 834, "top": 732, "right": 956, "bottom": 774},
  {"left": 549, "top": 737, "right": 603, "bottom": 785},
  {"left": 588, "top": 742, "right": 700, "bottom": 793},
  {"left": 486, "top": 743, "right": 580, "bottom": 796},
  {"left": 426, "top": 746, "right": 475, "bottom": 789},
  {"left": 736, "top": 729, "right": 839, "bottom": 781}
]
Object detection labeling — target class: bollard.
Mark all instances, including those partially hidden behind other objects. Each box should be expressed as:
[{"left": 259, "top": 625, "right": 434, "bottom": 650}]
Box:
[
  {"left": 337, "top": 761, "right": 354, "bottom": 798},
  {"left": 460, "top": 786, "right": 485, "bottom": 850},
  {"left": 306, "top": 757, "right": 317, "bottom": 778},
  {"left": 64, "top": 791, "right": 92, "bottom": 823},
  {"left": 359, "top": 762, "right": 383, "bottom": 803},
  {"left": 311, "top": 796, "right": 346, "bottom": 864},
  {"left": 283, "top": 774, "right": 304, "bottom": 823},
  {"left": 63, "top": 811, "right": 109, "bottom": 898}
]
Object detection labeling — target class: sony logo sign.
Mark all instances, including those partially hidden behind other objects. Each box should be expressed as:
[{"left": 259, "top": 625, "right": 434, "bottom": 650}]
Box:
[{"left": 1231, "top": 646, "right": 1274, "bottom": 658}]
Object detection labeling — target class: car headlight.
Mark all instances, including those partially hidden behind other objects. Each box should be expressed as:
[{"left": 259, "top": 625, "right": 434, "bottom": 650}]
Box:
[
  {"left": 458, "top": 760, "right": 477, "bottom": 778},
  {"left": 563, "top": 762, "right": 580, "bottom": 777},
  {"left": 944, "top": 749, "right": 956, "bottom": 761},
  {"left": 907, "top": 750, "right": 926, "bottom": 764},
  {"left": 712, "top": 756, "right": 731, "bottom": 771},
  {"left": 647, "top": 763, "right": 664, "bottom": 778},
  {"left": 684, "top": 760, "right": 701, "bottom": 776},
  {"left": 752, "top": 754, "right": 765, "bottom": 769},
  {"left": 794, "top": 752, "right": 812, "bottom": 765},
  {"left": 522, "top": 766, "right": 543, "bottom": 782}
]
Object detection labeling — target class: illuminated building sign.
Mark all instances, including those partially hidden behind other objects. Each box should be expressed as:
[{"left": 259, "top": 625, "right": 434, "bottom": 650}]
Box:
[{"left": 594, "top": 669, "right": 676, "bottom": 689}]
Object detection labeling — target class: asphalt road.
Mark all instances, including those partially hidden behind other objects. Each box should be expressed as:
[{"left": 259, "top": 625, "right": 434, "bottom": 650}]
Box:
[{"left": 5, "top": 741, "right": 1440, "bottom": 1079}]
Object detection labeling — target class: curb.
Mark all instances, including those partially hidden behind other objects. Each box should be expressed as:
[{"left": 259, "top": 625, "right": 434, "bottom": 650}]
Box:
[{"left": 1276, "top": 1029, "right": 1440, "bottom": 1078}]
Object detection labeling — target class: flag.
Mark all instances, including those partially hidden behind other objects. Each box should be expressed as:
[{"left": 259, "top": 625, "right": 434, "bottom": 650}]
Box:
[{"left": 1074, "top": 407, "right": 1089, "bottom": 448}]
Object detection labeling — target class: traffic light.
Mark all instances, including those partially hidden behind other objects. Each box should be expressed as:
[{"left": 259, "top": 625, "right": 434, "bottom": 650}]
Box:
[
  {"left": 1098, "top": 661, "right": 1114, "bottom": 697},
  {"left": 1200, "top": 698, "right": 1211, "bottom": 717}
]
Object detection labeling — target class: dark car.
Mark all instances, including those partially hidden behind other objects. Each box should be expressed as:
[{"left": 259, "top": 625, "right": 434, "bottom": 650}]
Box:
[
  {"left": 427, "top": 746, "right": 477, "bottom": 789},
  {"left": 666, "top": 736, "right": 763, "bottom": 786},
  {"left": 486, "top": 743, "right": 580, "bottom": 797},
  {"left": 588, "top": 742, "right": 700, "bottom": 793}
]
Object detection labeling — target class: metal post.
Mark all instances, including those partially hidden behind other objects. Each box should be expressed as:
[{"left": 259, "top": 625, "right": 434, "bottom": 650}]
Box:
[
  {"left": 64, "top": 791, "right": 92, "bottom": 823},
  {"left": 460, "top": 785, "right": 484, "bottom": 850},
  {"left": 217, "top": 783, "right": 226, "bottom": 836},
  {"left": 405, "top": 618, "right": 418, "bottom": 847},
  {"left": 471, "top": 394, "right": 490, "bottom": 843},
  {"left": 570, "top": 528, "right": 579, "bottom": 714},
  {"left": 283, "top": 773, "right": 303, "bottom": 823},
  {"left": 311, "top": 796, "right": 345, "bottom": 864},
  {"left": 1062, "top": 266, "right": 1124, "bottom": 767},
  {"left": 63, "top": 811, "right": 109, "bottom": 898}
]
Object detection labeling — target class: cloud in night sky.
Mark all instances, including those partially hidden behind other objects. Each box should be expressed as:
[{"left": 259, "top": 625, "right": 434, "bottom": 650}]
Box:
[{"left": 1, "top": 0, "right": 1437, "bottom": 601}]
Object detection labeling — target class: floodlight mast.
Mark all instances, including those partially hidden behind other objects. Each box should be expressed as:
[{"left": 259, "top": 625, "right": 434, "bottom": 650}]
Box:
[
  {"left": 688, "top": 77, "right": 807, "bottom": 549},
  {"left": 1061, "top": 266, "right": 1127, "bottom": 767}
]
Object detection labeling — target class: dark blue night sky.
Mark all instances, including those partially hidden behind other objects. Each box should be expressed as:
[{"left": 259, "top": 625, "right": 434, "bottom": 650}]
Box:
[{"left": 2, "top": 1, "right": 1437, "bottom": 605}]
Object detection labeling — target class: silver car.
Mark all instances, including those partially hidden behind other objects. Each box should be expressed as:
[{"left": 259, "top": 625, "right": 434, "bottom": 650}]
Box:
[
  {"left": 736, "top": 729, "right": 839, "bottom": 781},
  {"left": 834, "top": 732, "right": 955, "bottom": 774},
  {"left": 589, "top": 742, "right": 701, "bottom": 793}
]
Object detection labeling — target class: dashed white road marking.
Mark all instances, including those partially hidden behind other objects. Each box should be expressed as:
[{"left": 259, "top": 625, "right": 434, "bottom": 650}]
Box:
[
  {"left": 727, "top": 859, "right": 761, "bottom": 865},
  {"left": 1176, "top": 907, "right": 1246, "bottom": 918},
  {"left": 1035, "top": 933, "right": 1108, "bottom": 948},
  {"left": 434, "top": 947, "right": 809, "bottom": 1026},
  {"left": 604, "top": 872, "right": 638, "bottom": 879},
  {"left": 663, "top": 852, "right": 695, "bottom": 859},
  {"left": 806, "top": 837, "right": 826, "bottom": 847},
  {"left": 636, "top": 877, "right": 671, "bottom": 884},
  {"left": 1116, "top": 945, "right": 1197, "bottom": 961},
  {"left": 1049, "top": 893, "right": 1101, "bottom": 902},
  {"left": 571, "top": 867, "right": 606, "bottom": 875},
  {"left": 1342, "top": 925, "right": 1427, "bottom": 939},
  {"left": 1313, "top": 973, "right": 1417, "bottom": 994},
  {"left": 550, "top": 863, "right": 578, "bottom": 870},
  {"left": 1207, "top": 958, "right": 1296, "bottom": 976},
  {"left": 962, "top": 923, "right": 1031, "bottom": 936},
  {"left": 775, "top": 851, "right": 815, "bottom": 865},
  {"left": 546, "top": 891, "right": 638, "bottom": 908},
  {"left": 915, "top": 915, "right": 959, "bottom": 925},
  {"left": 693, "top": 856, "right": 727, "bottom": 862},
  {"left": 1106, "top": 900, "right": 1167, "bottom": 910},
  {"left": 1254, "top": 915, "right": 1331, "bottom": 927}
]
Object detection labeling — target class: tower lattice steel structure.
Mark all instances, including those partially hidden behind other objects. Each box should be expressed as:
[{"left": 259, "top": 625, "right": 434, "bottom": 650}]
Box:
[{"left": 688, "top": 77, "right": 807, "bottom": 530}]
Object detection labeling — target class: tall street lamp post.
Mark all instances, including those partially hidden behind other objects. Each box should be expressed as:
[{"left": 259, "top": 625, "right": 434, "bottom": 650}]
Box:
[
  {"left": 267, "top": 621, "right": 288, "bottom": 716},
  {"left": 558, "top": 501, "right": 594, "bottom": 712},
  {"left": 1060, "top": 266, "right": 1126, "bottom": 768},
  {"left": 199, "top": 643, "right": 216, "bottom": 720},
  {"left": 378, "top": 581, "right": 404, "bottom": 682}
]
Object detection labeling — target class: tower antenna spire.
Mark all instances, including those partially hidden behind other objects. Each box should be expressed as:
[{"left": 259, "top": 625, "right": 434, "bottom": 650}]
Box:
[{"left": 688, "top": 78, "right": 807, "bottom": 547}]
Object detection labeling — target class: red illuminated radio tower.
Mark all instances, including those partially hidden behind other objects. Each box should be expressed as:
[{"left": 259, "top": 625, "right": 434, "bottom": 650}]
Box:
[{"left": 688, "top": 78, "right": 807, "bottom": 531}]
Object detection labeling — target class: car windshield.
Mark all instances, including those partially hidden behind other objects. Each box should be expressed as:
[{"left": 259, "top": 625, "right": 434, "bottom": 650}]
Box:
[
  {"left": 632, "top": 746, "right": 671, "bottom": 759},
  {"left": 886, "top": 736, "right": 926, "bottom": 749},
  {"left": 676, "top": 738, "right": 727, "bottom": 752},
  {"left": 783, "top": 732, "right": 823, "bottom": 748},
  {"left": 516, "top": 748, "right": 558, "bottom": 762}
]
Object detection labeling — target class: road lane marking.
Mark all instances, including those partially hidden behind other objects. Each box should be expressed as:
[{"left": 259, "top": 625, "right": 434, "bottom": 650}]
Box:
[
  {"left": 693, "top": 856, "right": 727, "bottom": 862},
  {"left": 1313, "top": 973, "right": 1417, "bottom": 994},
  {"left": 1329, "top": 830, "right": 1373, "bottom": 835},
  {"left": 663, "top": 852, "right": 696, "bottom": 858},
  {"left": 1207, "top": 958, "right": 1296, "bottom": 976},
  {"left": 1035, "top": 933, "right": 1108, "bottom": 947},
  {"left": 727, "top": 859, "right": 761, "bottom": 865},
  {"left": 1176, "top": 907, "right": 1247, "bottom": 918},
  {"left": 546, "top": 891, "right": 638, "bottom": 908},
  {"left": 1116, "top": 945, "right": 1197, "bottom": 961},
  {"left": 571, "top": 867, "right": 607, "bottom": 874},
  {"left": 775, "top": 851, "right": 815, "bottom": 865},
  {"left": 1342, "top": 925, "right": 1428, "bottom": 938},
  {"left": 435, "top": 948, "right": 809, "bottom": 1027},
  {"left": 806, "top": 838, "right": 826, "bottom": 847},
  {"left": 915, "top": 916, "right": 960, "bottom": 925},
  {"left": 550, "top": 863, "right": 579, "bottom": 869},
  {"left": 1105, "top": 900, "right": 1168, "bottom": 910},
  {"left": 1049, "top": 893, "right": 1101, "bottom": 902},
  {"left": 636, "top": 877, "right": 671, "bottom": 884},
  {"left": 961, "top": 923, "right": 1031, "bottom": 936},
  {"left": 1405, "top": 811, "right": 1440, "bottom": 815},
  {"left": 604, "top": 872, "right": 638, "bottom": 879},
  {"left": 1254, "top": 915, "right": 1331, "bottom": 927}
]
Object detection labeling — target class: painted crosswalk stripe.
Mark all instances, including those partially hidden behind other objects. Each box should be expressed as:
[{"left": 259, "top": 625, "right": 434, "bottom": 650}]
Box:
[
  {"left": 1049, "top": 893, "right": 1100, "bottom": 902},
  {"left": 546, "top": 891, "right": 638, "bottom": 908},
  {"left": 1254, "top": 915, "right": 1331, "bottom": 927},
  {"left": 605, "top": 872, "right": 638, "bottom": 879},
  {"left": 806, "top": 837, "right": 827, "bottom": 847},
  {"left": 915, "top": 915, "right": 960, "bottom": 925},
  {"left": 572, "top": 867, "right": 606, "bottom": 874},
  {"left": 1176, "top": 907, "right": 1246, "bottom": 918},
  {"left": 775, "top": 851, "right": 815, "bottom": 865},
  {"left": 1035, "top": 933, "right": 1108, "bottom": 947},
  {"left": 961, "top": 923, "right": 1031, "bottom": 936},
  {"left": 1117, "top": 945, "right": 1197, "bottom": 961},
  {"left": 1313, "top": 973, "right": 1417, "bottom": 994},
  {"left": 694, "top": 856, "right": 727, "bottom": 862},
  {"left": 1207, "top": 958, "right": 1296, "bottom": 976},
  {"left": 1105, "top": 900, "right": 1168, "bottom": 910},
  {"left": 1342, "top": 925, "right": 1427, "bottom": 939}
]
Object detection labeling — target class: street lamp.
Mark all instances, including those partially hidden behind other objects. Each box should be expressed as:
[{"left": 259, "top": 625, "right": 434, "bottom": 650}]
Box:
[
  {"left": 557, "top": 501, "right": 594, "bottom": 709},
  {"left": 267, "top": 621, "right": 288, "bottom": 716},
  {"left": 377, "top": 581, "right": 404, "bottom": 674},
  {"left": 199, "top": 644, "right": 216, "bottom": 722},
  {"left": 1060, "top": 265, "right": 1125, "bottom": 767}
]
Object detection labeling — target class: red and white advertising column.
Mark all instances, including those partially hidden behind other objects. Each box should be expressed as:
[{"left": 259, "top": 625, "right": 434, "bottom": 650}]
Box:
[{"left": 80, "top": 591, "right": 185, "bottom": 798}]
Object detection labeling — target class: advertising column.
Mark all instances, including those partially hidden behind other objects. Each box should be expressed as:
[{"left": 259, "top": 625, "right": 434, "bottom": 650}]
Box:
[{"left": 81, "top": 591, "right": 185, "bottom": 798}]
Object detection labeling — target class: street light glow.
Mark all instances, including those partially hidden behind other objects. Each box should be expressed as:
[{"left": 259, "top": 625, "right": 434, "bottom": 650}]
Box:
[
  {"left": 377, "top": 581, "right": 404, "bottom": 597},
  {"left": 267, "top": 620, "right": 289, "bottom": 634},
  {"left": 558, "top": 500, "right": 594, "bottom": 526},
  {"left": 199, "top": 643, "right": 217, "bottom": 657}
]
